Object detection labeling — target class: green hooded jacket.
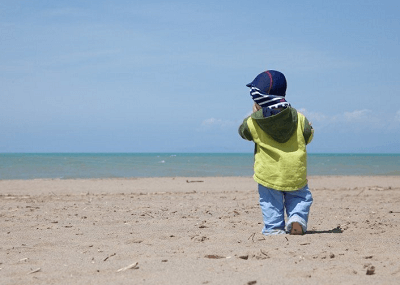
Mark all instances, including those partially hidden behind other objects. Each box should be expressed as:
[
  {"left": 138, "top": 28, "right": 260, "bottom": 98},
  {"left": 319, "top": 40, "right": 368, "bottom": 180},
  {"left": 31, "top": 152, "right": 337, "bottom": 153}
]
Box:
[{"left": 238, "top": 107, "right": 314, "bottom": 191}]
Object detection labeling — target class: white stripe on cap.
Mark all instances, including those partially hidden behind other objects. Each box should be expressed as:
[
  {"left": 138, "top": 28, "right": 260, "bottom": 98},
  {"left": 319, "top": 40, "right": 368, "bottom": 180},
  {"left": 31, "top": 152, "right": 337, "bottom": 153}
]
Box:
[{"left": 250, "top": 87, "right": 290, "bottom": 109}]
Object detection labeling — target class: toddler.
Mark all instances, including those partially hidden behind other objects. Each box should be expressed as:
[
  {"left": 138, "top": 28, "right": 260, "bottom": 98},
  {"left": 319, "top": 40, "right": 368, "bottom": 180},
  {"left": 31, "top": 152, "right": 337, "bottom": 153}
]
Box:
[{"left": 239, "top": 70, "right": 314, "bottom": 235}]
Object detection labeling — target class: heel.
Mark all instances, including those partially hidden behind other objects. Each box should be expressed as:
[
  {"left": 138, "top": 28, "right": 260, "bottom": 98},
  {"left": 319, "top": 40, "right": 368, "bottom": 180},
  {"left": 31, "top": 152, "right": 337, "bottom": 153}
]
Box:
[{"left": 290, "top": 222, "right": 304, "bottom": 235}]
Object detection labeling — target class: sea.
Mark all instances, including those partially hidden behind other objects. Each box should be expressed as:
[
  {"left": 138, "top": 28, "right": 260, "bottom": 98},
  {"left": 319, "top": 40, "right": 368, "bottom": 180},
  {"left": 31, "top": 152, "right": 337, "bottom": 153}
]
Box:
[{"left": 0, "top": 153, "right": 399, "bottom": 180}]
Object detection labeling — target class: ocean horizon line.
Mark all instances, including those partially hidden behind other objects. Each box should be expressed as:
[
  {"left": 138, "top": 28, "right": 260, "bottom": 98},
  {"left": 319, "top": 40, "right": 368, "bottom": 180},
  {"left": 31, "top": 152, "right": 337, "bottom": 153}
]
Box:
[
  {"left": 1, "top": 153, "right": 399, "bottom": 179},
  {"left": 1, "top": 152, "right": 399, "bottom": 155}
]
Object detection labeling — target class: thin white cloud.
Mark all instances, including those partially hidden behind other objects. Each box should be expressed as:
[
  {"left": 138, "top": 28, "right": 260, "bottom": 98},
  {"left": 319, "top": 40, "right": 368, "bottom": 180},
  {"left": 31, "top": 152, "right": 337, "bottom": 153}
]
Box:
[
  {"left": 301, "top": 108, "right": 378, "bottom": 124},
  {"left": 297, "top": 108, "right": 328, "bottom": 122},
  {"left": 395, "top": 110, "right": 400, "bottom": 122},
  {"left": 201, "top": 118, "right": 219, "bottom": 126},
  {"left": 298, "top": 108, "right": 400, "bottom": 132},
  {"left": 343, "top": 109, "right": 373, "bottom": 122},
  {"left": 201, "top": 118, "right": 236, "bottom": 129},
  {"left": 201, "top": 110, "right": 400, "bottom": 134}
]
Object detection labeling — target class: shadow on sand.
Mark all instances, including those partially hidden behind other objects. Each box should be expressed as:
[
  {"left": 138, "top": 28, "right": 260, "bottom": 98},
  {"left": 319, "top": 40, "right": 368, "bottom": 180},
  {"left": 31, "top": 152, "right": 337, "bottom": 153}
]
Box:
[{"left": 306, "top": 226, "right": 343, "bottom": 234}]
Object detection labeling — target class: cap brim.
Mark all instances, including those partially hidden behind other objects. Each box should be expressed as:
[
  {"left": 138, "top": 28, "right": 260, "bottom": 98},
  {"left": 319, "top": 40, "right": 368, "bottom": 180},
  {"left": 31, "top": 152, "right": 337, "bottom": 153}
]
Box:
[{"left": 246, "top": 83, "right": 252, "bottom": 87}]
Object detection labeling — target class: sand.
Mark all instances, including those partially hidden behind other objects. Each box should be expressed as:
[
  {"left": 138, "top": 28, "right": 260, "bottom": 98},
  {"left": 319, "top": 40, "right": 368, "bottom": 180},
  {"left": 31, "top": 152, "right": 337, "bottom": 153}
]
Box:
[{"left": 1, "top": 176, "right": 400, "bottom": 284}]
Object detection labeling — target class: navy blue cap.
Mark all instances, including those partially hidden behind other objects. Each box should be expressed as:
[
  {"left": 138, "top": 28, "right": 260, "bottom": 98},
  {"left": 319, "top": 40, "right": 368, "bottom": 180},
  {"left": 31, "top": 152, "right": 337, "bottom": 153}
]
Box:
[{"left": 246, "top": 70, "right": 287, "bottom": 96}]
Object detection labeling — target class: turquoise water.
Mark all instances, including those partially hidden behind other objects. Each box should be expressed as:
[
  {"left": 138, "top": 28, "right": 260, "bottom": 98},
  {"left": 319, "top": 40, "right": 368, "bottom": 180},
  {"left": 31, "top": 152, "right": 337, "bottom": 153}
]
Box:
[{"left": 0, "top": 153, "right": 399, "bottom": 180}]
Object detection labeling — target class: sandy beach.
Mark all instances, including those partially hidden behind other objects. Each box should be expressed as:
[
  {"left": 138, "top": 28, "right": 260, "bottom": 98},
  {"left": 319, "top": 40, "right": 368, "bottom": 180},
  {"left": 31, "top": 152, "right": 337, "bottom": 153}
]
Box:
[{"left": 1, "top": 176, "right": 400, "bottom": 284}]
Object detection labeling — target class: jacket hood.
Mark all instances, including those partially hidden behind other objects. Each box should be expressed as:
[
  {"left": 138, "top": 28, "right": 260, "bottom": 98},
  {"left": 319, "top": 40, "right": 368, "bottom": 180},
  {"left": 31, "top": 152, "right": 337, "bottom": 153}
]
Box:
[{"left": 250, "top": 107, "right": 298, "bottom": 143}]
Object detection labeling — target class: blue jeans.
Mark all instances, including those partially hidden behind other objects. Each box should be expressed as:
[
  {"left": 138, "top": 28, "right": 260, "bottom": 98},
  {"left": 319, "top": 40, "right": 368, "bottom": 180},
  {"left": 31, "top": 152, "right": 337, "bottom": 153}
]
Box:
[{"left": 258, "top": 184, "right": 313, "bottom": 235}]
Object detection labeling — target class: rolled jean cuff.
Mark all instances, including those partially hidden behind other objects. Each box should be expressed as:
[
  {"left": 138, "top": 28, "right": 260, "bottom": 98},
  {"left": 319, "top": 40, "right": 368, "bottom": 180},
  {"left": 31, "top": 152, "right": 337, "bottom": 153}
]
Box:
[
  {"left": 261, "top": 229, "right": 286, "bottom": 236},
  {"left": 286, "top": 215, "right": 307, "bottom": 233}
]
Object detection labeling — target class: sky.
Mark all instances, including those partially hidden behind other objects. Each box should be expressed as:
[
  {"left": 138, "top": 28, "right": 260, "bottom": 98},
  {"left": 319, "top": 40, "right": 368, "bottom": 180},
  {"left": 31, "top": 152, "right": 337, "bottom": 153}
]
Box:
[{"left": 1, "top": 0, "right": 400, "bottom": 153}]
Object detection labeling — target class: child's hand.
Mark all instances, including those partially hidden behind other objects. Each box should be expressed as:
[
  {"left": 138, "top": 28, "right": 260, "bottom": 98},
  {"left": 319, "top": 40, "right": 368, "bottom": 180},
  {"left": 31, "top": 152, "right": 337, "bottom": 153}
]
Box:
[{"left": 253, "top": 103, "right": 261, "bottom": 113}]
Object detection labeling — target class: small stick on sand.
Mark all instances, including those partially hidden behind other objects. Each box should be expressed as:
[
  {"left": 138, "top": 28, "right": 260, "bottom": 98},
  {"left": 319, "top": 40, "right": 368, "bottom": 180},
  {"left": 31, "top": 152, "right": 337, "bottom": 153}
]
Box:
[
  {"left": 204, "top": 255, "right": 225, "bottom": 259},
  {"left": 116, "top": 262, "right": 139, "bottom": 272},
  {"left": 145, "top": 212, "right": 154, "bottom": 218},
  {"left": 260, "top": 249, "right": 269, "bottom": 257},
  {"left": 103, "top": 253, "right": 116, "bottom": 261},
  {"left": 356, "top": 189, "right": 365, "bottom": 196},
  {"left": 28, "top": 268, "right": 41, "bottom": 274},
  {"left": 248, "top": 233, "right": 256, "bottom": 242}
]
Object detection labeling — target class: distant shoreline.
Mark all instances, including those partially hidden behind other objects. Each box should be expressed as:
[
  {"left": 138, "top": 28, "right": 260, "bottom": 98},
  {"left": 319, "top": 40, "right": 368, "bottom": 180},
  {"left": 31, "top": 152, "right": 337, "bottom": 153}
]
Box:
[
  {"left": 1, "top": 153, "right": 400, "bottom": 179},
  {"left": 1, "top": 152, "right": 400, "bottom": 155}
]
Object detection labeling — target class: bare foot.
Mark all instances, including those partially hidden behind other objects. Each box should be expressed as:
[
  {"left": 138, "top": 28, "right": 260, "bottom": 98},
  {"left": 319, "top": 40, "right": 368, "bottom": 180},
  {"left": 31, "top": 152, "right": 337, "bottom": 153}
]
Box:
[{"left": 290, "top": 222, "right": 303, "bottom": 235}]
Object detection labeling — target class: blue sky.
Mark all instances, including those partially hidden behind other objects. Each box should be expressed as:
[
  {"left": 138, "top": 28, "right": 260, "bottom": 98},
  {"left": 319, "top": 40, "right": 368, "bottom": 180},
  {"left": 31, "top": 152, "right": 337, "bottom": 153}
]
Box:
[{"left": 1, "top": 0, "right": 399, "bottom": 153}]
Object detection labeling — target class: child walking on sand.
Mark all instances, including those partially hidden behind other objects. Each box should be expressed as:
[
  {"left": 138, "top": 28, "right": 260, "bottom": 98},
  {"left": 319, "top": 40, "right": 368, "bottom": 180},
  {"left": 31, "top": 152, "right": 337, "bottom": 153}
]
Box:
[{"left": 239, "top": 70, "right": 314, "bottom": 235}]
